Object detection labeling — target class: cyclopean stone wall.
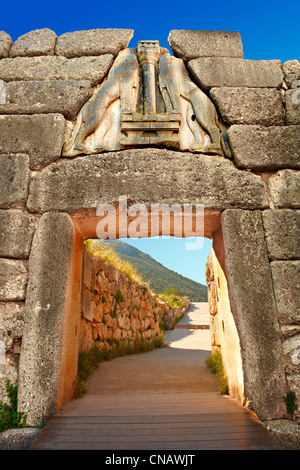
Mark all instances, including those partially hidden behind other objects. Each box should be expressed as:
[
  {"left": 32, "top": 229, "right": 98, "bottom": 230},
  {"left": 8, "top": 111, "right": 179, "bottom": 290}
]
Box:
[
  {"left": 81, "top": 249, "right": 189, "bottom": 352},
  {"left": 0, "top": 28, "right": 299, "bottom": 425}
]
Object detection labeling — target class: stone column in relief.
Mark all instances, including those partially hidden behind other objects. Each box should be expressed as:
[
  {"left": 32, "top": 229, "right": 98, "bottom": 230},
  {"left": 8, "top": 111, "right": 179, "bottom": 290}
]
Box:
[{"left": 137, "top": 40, "right": 161, "bottom": 114}]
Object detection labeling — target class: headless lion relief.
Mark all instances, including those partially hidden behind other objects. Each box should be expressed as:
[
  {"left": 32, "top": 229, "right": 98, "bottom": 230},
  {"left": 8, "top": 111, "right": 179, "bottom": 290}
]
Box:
[{"left": 62, "top": 42, "right": 231, "bottom": 158}]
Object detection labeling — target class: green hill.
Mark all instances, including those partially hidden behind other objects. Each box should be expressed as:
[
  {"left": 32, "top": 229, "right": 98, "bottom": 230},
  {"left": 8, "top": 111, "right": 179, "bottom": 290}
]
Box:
[{"left": 101, "top": 239, "right": 207, "bottom": 302}]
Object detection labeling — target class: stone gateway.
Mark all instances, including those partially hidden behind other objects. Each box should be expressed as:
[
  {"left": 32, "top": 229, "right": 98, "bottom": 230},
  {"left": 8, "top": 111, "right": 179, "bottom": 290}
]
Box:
[{"left": 0, "top": 28, "right": 299, "bottom": 429}]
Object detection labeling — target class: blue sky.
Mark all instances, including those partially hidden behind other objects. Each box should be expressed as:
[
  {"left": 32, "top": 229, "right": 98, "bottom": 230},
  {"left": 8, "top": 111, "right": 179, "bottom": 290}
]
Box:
[{"left": 2, "top": 0, "right": 299, "bottom": 286}]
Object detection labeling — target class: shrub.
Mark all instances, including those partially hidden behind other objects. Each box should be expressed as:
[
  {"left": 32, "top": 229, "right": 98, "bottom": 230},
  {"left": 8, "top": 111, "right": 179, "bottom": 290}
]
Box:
[
  {"left": 158, "top": 288, "right": 183, "bottom": 309},
  {"left": 206, "top": 348, "right": 228, "bottom": 395},
  {"left": 0, "top": 380, "right": 27, "bottom": 432},
  {"left": 284, "top": 391, "right": 298, "bottom": 417}
]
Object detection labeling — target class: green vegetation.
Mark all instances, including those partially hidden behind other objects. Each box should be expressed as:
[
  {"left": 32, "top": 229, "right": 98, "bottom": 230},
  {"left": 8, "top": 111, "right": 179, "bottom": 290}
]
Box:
[
  {"left": 100, "top": 240, "right": 208, "bottom": 302},
  {"left": 73, "top": 336, "right": 166, "bottom": 398},
  {"left": 158, "top": 288, "right": 184, "bottom": 309},
  {"left": 0, "top": 380, "right": 27, "bottom": 432},
  {"left": 284, "top": 390, "right": 298, "bottom": 417},
  {"left": 206, "top": 348, "right": 228, "bottom": 395},
  {"left": 84, "top": 239, "right": 143, "bottom": 284}
]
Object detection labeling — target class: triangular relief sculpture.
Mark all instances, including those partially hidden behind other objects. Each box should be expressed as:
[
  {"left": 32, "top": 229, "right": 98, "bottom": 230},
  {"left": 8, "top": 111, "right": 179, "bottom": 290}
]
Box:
[{"left": 63, "top": 40, "right": 231, "bottom": 158}]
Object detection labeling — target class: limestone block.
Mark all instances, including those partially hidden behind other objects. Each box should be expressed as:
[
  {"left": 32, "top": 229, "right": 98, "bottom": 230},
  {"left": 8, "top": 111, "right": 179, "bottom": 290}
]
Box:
[
  {"left": 0, "top": 210, "right": 35, "bottom": 258},
  {"left": 271, "top": 261, "right": 300, "bottom": 325},
  {"left": 0, "top": 301, "right": 24, "bottom": 352},
  {"left": 17, "top": 212, "right": 74, "bottom": 425},
  {"left": 0, "top": 259, "right": 28, "bottom": 301},
  {"left": 4, "top": 79, "right": 93, "bottom": 120},
  {"left": 188, "top": 58, "right": 283, "bottom": 91},
  {"left": 210, "top": 87, "right": 285, "bottom": 126},
  {"left": 0, "top": 114, "right": 65, "bottom": 170},
  {"left": 168, "top": 30, "right": 244, "bottom": 60},
  {"left": 9, "top": 29, "right": 57, "bottom": 57},
  {"left": 285, "top": 89, "right": 300, "bottom": 125},
  {"left": 282, "top": 60, "right": 300, "bottom": 88},
  {"left": 27, "top": 149, "right": 268, "bottom": 214},
  {"left": 0, "top": 31, "right": 13, "bottom": 58},
  {"left": 55, "top": 29, "right": 133, "bottom": 58},
  {"left": 228, "top": 125, "right": 300, "bottom": 171},
  {"left": 0, "top": 55, "right": 114, "bottom": 86},
  {"left": 0, "top": 154, "right": 30, "bottom": 208},
  {"left": 262, "top": 209, "right": 300, "bottom": 260},
  {"left": 222, "top": 209, "right": 287, "bottom": 419},
  {"left": 268, "top": 170, "right": 300, "bottom": 208}
]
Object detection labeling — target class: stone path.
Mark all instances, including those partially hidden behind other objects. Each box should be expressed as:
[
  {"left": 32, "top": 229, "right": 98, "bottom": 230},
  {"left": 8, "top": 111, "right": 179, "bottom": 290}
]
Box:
[{"left": 30, "top": 303, "right": 279, "bottom": 450}]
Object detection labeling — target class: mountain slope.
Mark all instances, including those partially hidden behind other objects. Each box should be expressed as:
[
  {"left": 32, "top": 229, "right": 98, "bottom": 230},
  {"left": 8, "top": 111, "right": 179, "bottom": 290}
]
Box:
[{"left": 102, "top": 240, "right": 207, "bottom": 302}]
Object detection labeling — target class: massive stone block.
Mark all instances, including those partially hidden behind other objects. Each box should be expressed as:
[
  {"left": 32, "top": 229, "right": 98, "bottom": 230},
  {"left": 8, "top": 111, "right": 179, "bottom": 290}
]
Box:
[
  {"left": 9, "top": 28, "right": 57, "bottom": 57},
  {"left": 210, "top": 88, "right": 285, "bottom": 126},
  {"left": 0, "top": 55, "right": 114, "bottom": 86},
  {"left": 271, "top": 261, "right": 300, "bottom": 325},
  {"left": 222, "top": 209, "right": 287, "bottom": 419},
  {"left": 0, "top": 114, "right": 65, "bottom": 170},
  {"left": 228, "top": 125, "right": 300, "bottom": 171},
  {"left": 26, "top": 149, "right": 269, "bottom": 213},
  {"left": 0, "top": 210, "right": 35, "bottom": 259},
  {"left": 17, "top": 212, "right": 74, "bottom": 425},
  {"left": 262, "top": 209, "right": 300, "bottom": 260},
  {"left": 0, "top": 154, "right": 30, "bottom": 208},
  {"left": 0, "top": 259, "right": 28, "bottom": 301},
  {"left": 168, "top": 30, "right": 244, "bottom": 60},
  {"left": 188, "top": 57, "right": 283, "bottom": 91},
  {"left": 268, "top": 170, "right": 300, "bottom": 208},
  {"left": 55, "top": 29, "right": 133, "bottom": 58},
  {"left": 3, "top": 79, "right": 92, "bottom": 120}
]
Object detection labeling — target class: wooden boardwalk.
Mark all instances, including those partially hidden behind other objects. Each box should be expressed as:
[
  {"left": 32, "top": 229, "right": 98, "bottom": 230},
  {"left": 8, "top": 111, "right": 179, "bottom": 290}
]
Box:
[{"left": 30, "top": 303, "right": 279, "bottom": 450}]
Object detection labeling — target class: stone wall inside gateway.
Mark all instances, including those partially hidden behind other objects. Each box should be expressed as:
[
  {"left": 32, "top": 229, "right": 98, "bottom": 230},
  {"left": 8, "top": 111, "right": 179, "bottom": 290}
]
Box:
[{"left": 0, "top": 28, "right": 299, "bottom": 424}]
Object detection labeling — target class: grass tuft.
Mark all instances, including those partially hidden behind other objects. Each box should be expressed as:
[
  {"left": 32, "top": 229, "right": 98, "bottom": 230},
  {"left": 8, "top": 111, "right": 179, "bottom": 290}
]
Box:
[{"left": 206, "top": 347, "right": 228, "bottom": 395}]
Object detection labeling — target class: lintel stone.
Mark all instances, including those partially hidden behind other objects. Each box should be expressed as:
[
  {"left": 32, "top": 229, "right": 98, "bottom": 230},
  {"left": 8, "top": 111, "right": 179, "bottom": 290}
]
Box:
[
  {"left": 26, "top": 149, "right": 269, "bottom": 213},
  {"left": 228, "top": 125, "right": 300, "bottom": 171},
  {"left": 188, "top": 57, "right": 284, "bottom": 91},
  {"left": 168, "top": 30, "right": 244, "bottom": 60}
]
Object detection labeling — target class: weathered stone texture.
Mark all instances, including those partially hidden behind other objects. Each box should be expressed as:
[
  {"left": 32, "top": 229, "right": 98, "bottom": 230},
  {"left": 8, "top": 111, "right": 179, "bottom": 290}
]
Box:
[
  {"left": 285, "top": 89, "right": 300, "bottom": 125},
  {"left": 268, "top": 170, "right": 300, "bottom": 208},
  {"left": 168, "top": 30, "right": 243, "bottom": 60},
  {"left": 0, "top": 55, "right": 113, "bottom": 86},
  {"left": 0, "top": 31, "right": 13, "bottom": 58},
  {"left": 0, "top": 114, "right": 65, "bottom": 170},
  {"left": 271, "top": 261, "right": 300, "bottom": 325},
  {"left": 0, "top": 210, "right": 35, "bottom": 259},
  {"left": 0, "top": 154, "right": 30, "bottom": 208},
  {"left": 0, "top": 301, "right": 24, "bottom": 353},
  {"left": 0, "top": 259, "right": 28, "bottom": 301},
  {"left": 210, "top": 87, "right": 285, "bottom": 126},
  {"left": 188, "top": 58, "right": 283, "bottom": 91},
  {"left": 262, "top": 209, "right": 300, "bottom": 260},
  {"left": 9, "top": 28, "right": 57, "bottom": 57},
  {"left": 18, "top": 212, "right": 74, "bottom": 425},
  {"left": 228, "top": 125, "right": 300, "bottom": 171},
  {"left": 282, "top": 60, "right": 300, "bottom": 88},
  {"left": 222, "top": 209, "right": 287, "bottom": 419},
  {"left": 55, "top": 29, "right": 133, "bottom": 58},
  {"left": 26, "top": 149, "right": 268, "bottom": 213},
  {"left": 3, "top": 80, "right": 92, "bottom": 120}
]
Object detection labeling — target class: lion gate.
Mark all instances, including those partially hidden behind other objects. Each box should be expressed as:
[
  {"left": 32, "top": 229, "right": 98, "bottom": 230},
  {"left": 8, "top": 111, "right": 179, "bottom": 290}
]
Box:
[{"left": 0, "top": 28, "right": 299, "bottom": 427}]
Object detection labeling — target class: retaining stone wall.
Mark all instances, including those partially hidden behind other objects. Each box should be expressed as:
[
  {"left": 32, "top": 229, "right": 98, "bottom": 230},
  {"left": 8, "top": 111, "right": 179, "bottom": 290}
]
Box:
[{"left": 80, "top": 250, "right": 189, "bottom": 352}]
